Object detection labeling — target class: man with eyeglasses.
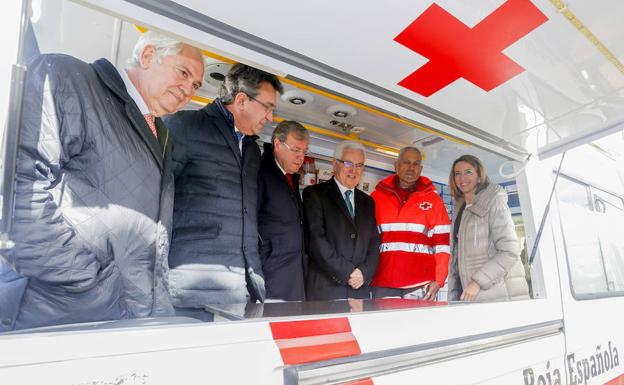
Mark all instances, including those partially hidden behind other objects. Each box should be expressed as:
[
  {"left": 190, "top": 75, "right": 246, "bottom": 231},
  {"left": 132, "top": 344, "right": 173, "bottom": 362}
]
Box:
[
  {"left": 163, "top": 63, "right": 283, "bottom": 318},
  {"left": 257, "top": 120, "right": 309, "bottom": 301},
  {"left": 370, "top": 146, "right": 451, "bottom": 301},
  {"left": 0, "top": 32, "right": 204, "bottom": 331},
  {"left": 303, "top": 140, "right": 380, "bottom": 300}
]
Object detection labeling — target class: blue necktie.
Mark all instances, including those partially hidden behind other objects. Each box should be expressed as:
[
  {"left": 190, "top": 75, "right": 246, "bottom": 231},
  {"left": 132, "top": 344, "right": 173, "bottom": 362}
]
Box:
[
  {"left": 344, "top": 190, "right": 354, "bottom": 218},
  {"left": 235, "top": 131, "right": 244, "bottom": 153}
]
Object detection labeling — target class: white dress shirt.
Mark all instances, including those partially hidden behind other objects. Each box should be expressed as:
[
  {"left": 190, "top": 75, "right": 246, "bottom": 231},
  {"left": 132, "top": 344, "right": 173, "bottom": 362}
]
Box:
[
  {"left": 334, "top": 178, "right": 355, "bottom": 215},
  {"left": 117, "top": 68, "right": 149, "bottom": 115}
]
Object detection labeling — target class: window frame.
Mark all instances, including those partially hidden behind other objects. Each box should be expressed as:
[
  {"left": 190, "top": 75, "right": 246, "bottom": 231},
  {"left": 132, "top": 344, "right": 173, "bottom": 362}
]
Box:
[{"left": 555, "top": 173, "right": 624, "bottom": 300}]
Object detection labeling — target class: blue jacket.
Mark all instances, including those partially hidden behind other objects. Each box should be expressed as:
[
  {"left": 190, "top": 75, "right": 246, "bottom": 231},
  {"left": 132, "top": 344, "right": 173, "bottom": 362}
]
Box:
[
  {"left": 0, "top": 55, "right": 174, "bottom": 331},
  {"left": 164, "top": 100, "right": 265, "bottom": 307}
]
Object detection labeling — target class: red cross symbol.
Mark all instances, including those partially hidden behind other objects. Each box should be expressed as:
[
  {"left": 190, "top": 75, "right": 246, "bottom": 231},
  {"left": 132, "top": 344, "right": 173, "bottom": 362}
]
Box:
[
  {"left": 420, "top": 202, "right": 432, "bottom": 210},
  {"left": 394, "top": 0, "right": 548, "bottom": 97}
]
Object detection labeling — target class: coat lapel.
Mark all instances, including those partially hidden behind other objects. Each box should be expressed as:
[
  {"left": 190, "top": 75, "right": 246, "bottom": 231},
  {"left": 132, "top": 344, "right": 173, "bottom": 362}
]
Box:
[
  {"left": 221, "top": 124, "right": 241, "bottom": 167},
  {"left": 354, "top": 189, "right": 368, "bottom": 230},
  {"left": 126, "top": 105, "right": 164, "bottom": 170},
  {"left": 291, "top": 172, "right": 303, "bottom": 215},
  {"left": 91, "top": 59, "right": 164, "bottom": 171},
  {"left": 203, "top": 103, "right": 242, "bottom": 168},
  {"left": 328, "top": 178, "right": 355, "bottom": 224},
  {"left": 262, "top": 142, "right": 301, "bottom": 213},
  {"left": 155, "top": 117, "right": 171, "bottom": 160}
]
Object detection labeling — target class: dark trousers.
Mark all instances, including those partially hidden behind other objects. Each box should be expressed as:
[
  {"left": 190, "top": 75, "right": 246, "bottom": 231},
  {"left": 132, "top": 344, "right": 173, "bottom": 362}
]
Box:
[{"left": 372, "top": 286, "right": 427, "bottom": 299}]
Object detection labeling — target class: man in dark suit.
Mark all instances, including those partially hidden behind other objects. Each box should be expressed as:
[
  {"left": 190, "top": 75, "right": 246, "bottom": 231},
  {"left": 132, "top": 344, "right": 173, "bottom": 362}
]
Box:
[
  {"left": 303, "top": 140, "right": 380, "bottom": 300},
  {"left": 257, "top": 120, "right": 309, "bottom": 301},
  {"left": 164, "top": 64, "right": 283, "bottom": 317}
]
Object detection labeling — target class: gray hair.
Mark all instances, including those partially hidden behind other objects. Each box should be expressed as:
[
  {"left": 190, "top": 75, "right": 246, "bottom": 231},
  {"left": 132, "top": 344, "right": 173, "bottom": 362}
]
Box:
[
  {"left": 398, "top": 146, "right": 423, "bottom": 162},
  {"left": 219, "top": 63, "right": 283, "bottom": 104},
  {"left": 127, "top": 31, "right": 184, "bottom": 68},
  {"left": 271, "top": 120, "right": 309, "bottom": 144},
  {"left": 333, "top": 140, "right": 366, "bottom": 161}
]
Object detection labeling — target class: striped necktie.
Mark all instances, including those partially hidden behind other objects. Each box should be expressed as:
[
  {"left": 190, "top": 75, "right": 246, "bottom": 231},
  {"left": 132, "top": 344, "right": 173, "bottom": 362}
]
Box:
[
  {"left": 344, "top": 190, "right": 354, "bottom": 218},
  {"left": 144, "top": 113, "right": 157, "bottom": 138}
]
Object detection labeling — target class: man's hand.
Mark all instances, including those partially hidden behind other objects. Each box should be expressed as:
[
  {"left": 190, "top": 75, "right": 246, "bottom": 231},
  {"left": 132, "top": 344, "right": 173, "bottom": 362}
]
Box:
[
  {"left": 460, "top": 281, "right": 481, "bottom": 301},
  {"left": 423, "top": 281, "right": 440, "bottom": 301},
  {"left": 348, "top": 268, "right": 364, "bottom": 289}
]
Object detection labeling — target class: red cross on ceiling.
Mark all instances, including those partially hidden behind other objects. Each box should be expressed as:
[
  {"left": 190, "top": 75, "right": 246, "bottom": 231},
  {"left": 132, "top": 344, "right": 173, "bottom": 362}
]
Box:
[{"left": 394, "top": 0, "right": 548, "bottom": 97}]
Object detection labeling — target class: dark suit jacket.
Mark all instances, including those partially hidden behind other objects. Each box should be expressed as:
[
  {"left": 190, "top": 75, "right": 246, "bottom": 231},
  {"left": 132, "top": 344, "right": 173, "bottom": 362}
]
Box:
[
  {"left": 303, "top": 177, "right": 380, "bottom": 300},
  {"left": 257, "top": 143, "right": 306, "bottom": 301}
]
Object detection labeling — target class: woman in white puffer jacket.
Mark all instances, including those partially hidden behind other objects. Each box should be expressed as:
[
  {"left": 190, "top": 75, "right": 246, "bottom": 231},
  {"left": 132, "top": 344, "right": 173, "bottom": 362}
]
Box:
[{"left": 447, "top": 155, "right": 529, "bottom": 302}]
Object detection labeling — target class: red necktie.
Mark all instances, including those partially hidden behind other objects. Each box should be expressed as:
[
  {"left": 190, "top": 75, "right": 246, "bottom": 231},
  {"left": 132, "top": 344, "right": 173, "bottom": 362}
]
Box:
[
  {"left": 144, "top": 113, "right": 158, "bottom": 138},
  {"left": 285, "top": 173, "right": 294, "bottom": 190}
]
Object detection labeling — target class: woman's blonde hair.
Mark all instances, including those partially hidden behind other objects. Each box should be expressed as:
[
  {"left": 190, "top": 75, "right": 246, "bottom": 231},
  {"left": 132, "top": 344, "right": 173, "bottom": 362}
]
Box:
[{"left": 448, "top": 154, "right": 490, "bottom": 200}]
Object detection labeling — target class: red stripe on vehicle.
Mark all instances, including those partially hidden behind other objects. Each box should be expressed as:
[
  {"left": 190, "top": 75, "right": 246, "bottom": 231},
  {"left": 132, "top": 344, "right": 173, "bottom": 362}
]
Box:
[
  {"left": 342, "top": 378, "right": 374, "bottom": 385},
  {"left": 605, "top": 373, "right": 624, "bottom": 385},
  {"left": 270, "top": 317, "right": 352, "bottom": 339},
  {"left": 279, "top": 339, "right": 362, "bottom": 364},
  {"left": 270, "top": 317, "right": 374, "bottom": 384}
]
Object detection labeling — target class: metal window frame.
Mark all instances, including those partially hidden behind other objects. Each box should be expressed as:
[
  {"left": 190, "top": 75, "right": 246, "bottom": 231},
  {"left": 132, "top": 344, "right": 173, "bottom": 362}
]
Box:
[{"left": 283, "top": 320, "right": 563, "bottom": 385}]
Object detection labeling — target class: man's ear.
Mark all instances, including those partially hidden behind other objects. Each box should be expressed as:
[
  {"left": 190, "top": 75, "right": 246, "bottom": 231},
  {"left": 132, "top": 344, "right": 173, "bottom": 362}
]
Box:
[
  {"left": 139, "top": 45, "right": 156, "bottom": 69},
  {"left": 234, "top": 91, "right": 247, "bottom": 109}
]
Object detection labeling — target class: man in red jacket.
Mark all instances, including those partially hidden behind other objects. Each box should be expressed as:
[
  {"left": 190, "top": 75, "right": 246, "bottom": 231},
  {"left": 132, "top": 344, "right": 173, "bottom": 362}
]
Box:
[{"left": 371, "top": 146, "right": 450, "bottom": 300}]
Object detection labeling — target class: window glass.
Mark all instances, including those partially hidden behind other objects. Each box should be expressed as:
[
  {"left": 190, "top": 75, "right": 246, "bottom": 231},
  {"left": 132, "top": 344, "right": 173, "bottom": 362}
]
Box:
[
  {"left": 590, "top": 187, "right": 624, "bottom": 292},
  {"left": 557, "top": 175, "right": 624, "bottom": 297}
]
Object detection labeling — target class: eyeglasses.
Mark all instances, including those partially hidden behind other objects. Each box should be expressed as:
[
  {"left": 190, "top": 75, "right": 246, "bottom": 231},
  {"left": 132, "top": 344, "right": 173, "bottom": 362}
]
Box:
[
  {"left": 281, "top": 141, "right": 308, "bottom": 155},
  {"left": 173, "top": 65, "right": 202, "bottom": 90},
  {"left": 246, "top": 93, "right": 276, "bottom": 115},
  {"left": 336, "top": 159, "right": 365, "bottom": 169}
]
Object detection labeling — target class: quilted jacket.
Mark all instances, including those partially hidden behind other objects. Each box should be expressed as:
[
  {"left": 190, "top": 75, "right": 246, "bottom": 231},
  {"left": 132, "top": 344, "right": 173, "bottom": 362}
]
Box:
[
  {"left": 0, "top": 55, "right": 174, "bottom": 331},
  {"left": 163, "top": 101, "right": 265, "bottom": 307},
  {"left": 447, "top": 183, "right": 529, "bottom": 301}
]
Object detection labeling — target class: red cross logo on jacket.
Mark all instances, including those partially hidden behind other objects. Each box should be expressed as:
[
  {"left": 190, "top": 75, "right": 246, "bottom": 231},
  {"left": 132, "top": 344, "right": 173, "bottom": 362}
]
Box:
[{"left": 420, "top": 202, "right": 432, "bottom": 211}]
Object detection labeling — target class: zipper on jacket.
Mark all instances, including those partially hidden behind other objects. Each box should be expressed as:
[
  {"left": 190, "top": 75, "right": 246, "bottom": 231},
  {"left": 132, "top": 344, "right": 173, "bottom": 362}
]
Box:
[
  {"left": 474, "top": 221, "right": 478, "bottom": 248},
  {"left": 162, "top": 128, "right": 169, "bottom": 157},
  {"left": 377, "top": 182, "right": 402, "bottom": 204}
]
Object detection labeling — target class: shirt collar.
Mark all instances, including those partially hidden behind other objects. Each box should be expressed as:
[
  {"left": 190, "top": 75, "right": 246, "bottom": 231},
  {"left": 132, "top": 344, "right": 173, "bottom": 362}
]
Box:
[
  {"left": 334, "top": 177, "right": 354, "bottom": 196},
  {"left": 274, "top": 156, "right": 287, "bottom": 175},
  {"left": 117, "top": 68, "right": 149, "bottom": 115}
]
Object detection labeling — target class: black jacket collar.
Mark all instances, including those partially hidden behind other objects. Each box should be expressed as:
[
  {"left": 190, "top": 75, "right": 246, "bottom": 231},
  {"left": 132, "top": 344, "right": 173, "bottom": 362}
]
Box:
[
  {"left": 91, "top": 58, "right": 164, "bottom": 170},
  {"left": 202, "top": 101, "right": 258, "bottom": 168}
]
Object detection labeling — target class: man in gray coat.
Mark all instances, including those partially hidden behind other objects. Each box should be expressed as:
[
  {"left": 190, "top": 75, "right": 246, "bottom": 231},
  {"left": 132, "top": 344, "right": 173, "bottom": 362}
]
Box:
[
  {"left": 164, "top": 64, "right": 282, "bottom": 317},
  {"left": 0, "top": 32, "right": 204, "bottom": 331}
]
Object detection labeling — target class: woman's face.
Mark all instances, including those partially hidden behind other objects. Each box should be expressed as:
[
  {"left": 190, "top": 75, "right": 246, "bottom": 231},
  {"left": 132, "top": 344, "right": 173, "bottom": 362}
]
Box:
[{"left": 453, "top": 161, "right": 479, "bottom": 196}]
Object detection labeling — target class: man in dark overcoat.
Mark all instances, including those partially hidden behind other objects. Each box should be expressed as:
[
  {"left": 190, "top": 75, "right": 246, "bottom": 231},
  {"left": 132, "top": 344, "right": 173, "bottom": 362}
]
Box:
[{"left": 257, "top": 120, "right": 309, "bottom": 301}]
